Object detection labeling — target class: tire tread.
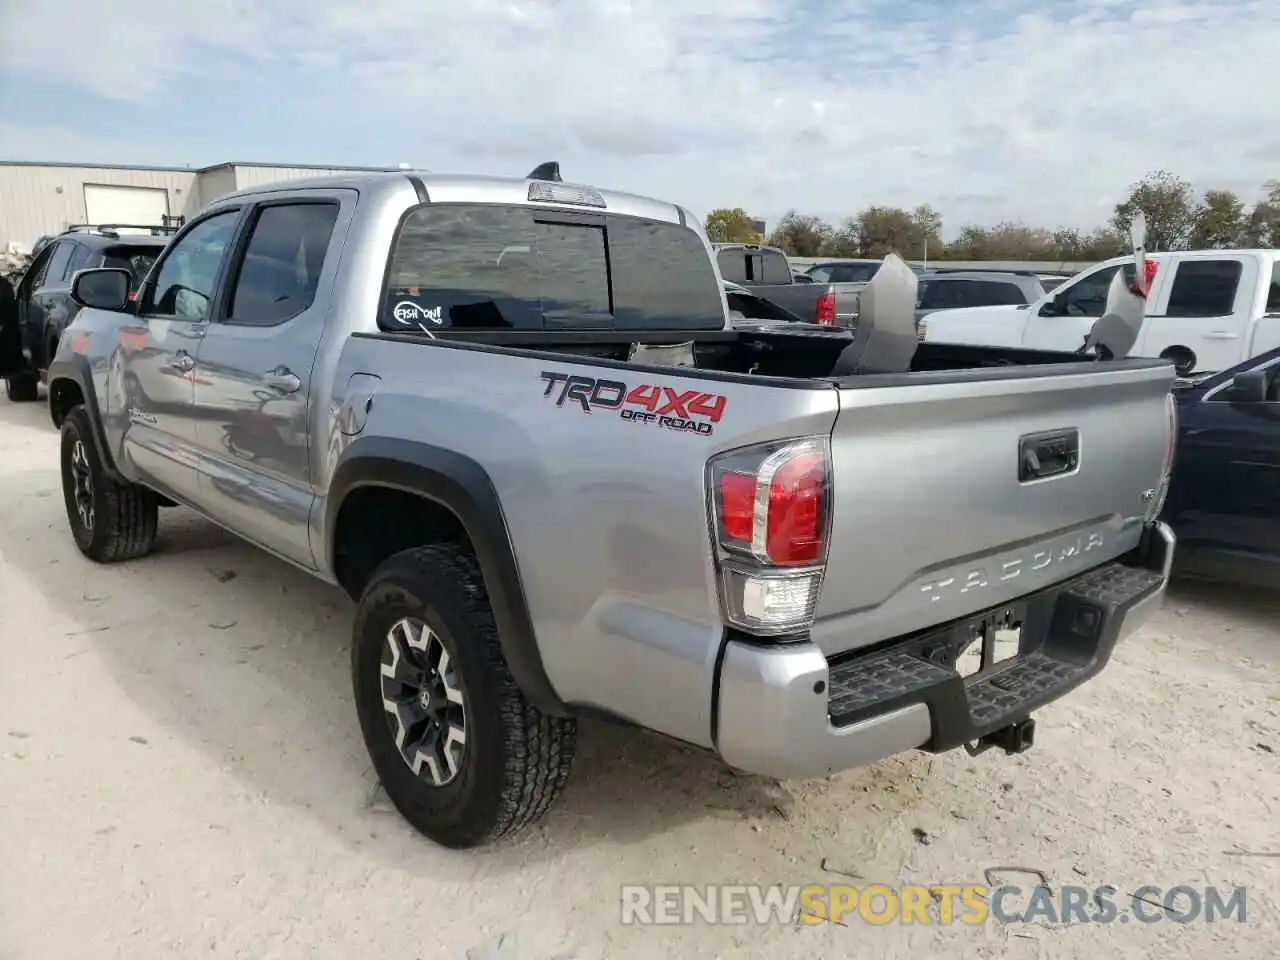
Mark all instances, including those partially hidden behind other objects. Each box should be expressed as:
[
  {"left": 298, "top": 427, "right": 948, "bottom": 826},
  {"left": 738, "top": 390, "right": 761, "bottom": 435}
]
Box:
[
  {"left": 357, "top": 543, "right": 576, "bottom": 846},
  {"left": 62, "top": 406, "right": 158, "bottom": 563}
]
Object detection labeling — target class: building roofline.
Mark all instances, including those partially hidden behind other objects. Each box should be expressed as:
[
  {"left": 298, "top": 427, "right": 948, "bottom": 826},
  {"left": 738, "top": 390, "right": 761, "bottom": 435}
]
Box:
[{"left": 0, "top": 160, "right": 408, "bottom": 174}]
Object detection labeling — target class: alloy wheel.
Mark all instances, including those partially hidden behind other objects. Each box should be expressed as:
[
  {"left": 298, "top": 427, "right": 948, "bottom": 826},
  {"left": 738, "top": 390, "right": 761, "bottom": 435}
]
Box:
[
  {"left": 70, "top": 440, "right": 95, "bottom": 529},
  {"left": 380, "top": 617, "right": 468, "bottom": 786}
]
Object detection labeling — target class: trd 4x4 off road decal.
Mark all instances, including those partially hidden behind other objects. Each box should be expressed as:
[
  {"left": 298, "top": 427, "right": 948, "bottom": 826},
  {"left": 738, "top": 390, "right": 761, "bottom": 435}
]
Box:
[{"left": 539, "top": 371, "right": 726, "bottom": 436}]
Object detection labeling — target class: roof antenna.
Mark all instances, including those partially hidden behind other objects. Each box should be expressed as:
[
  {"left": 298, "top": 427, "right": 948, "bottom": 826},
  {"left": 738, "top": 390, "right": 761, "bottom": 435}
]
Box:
[{"left": 526, "top": 161, "right": 562, "bottom": 182}]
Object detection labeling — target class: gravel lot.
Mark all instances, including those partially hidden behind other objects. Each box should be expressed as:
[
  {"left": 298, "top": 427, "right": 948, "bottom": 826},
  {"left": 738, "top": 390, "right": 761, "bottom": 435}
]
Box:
[{"left": 1, "top": 396, "right": 1277, "bottom": 959}]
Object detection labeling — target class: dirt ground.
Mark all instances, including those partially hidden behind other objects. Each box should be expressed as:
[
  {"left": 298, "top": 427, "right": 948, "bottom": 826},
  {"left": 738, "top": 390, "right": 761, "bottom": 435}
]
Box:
[{"left": 1, "top": 396, "right": 1277, "bottom": 960}]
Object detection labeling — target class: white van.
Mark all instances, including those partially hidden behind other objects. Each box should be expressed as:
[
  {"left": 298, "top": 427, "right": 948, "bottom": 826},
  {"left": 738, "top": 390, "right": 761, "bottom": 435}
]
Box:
[{"left": 920, "top": 249, "right": 1280, "bottom": 374}]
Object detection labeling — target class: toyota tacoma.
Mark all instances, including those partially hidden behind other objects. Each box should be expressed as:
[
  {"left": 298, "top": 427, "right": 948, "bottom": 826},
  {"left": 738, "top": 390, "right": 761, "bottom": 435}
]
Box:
[{"left": 40, "top": 162, "right": 1177, "bottom": 849}]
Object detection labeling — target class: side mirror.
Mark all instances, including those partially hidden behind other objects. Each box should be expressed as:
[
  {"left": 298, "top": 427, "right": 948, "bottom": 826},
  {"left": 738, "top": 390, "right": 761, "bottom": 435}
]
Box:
[
  {"left": 70, "top": 268, "right": 132, "bottom": 311},
  {"left": 1041, "top": 294, "right": 1063, "bottom": 316},
  {"left": 1225, "top": 368, "right": 1269, "bottom": 403},
  {"left": 792, "top": 273, "right": 814, "bottom": 283}
]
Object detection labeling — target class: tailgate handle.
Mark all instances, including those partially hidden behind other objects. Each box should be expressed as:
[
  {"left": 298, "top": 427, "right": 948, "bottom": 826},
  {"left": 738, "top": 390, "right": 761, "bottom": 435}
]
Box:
[{"left": 1019, "top": 430, "right": 1079, "bottom": 482}]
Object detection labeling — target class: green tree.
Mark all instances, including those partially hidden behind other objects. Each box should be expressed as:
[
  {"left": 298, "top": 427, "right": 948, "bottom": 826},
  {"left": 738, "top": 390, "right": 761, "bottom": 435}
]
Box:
[
  {"left": 1075, "top": 227, "right": 1127, "bottom": 260},
  {"left": 705, "top": 207, "right": 762, "bottom": 244},
  {"left": 1242, "top": 180, "right": 1280, "bottom": 247},
  {"left": 1189, "top": 189, "right": 1245, "bottom": 248},
  {"left": 851, "top": 205, "right": 941, "bottom": 259},
  {"left": 766, "top": 211, "right": 833, "bottom": 257},
  {"left": 822, "top": 217, "right": 861, "bottom": 257},
  {"left": 1112, "top": 170, "right": 1199, "bottom": 251}
]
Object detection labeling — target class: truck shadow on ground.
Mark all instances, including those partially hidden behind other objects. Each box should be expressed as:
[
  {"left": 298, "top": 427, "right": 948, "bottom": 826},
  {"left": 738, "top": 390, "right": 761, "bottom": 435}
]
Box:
[{"left": 13, "top": 502, "right": 843, "bottom": 876}]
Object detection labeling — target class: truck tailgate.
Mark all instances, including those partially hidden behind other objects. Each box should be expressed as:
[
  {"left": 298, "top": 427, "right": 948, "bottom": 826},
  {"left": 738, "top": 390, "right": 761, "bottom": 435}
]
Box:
[{"left": 810, "top": 360, "right": 1175, "bottom": 656}]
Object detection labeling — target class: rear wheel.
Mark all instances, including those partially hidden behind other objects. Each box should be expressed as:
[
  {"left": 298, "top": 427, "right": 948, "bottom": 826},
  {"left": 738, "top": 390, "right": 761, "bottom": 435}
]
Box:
[
  {"left": 5, "top": 373, "right": 38, "bottom": 402},
  {"left": 60, "top": 406, "right": 159, "bottom": 562},
  {"left": 351, "top": 543, "right": 577, "bottom": 848}
]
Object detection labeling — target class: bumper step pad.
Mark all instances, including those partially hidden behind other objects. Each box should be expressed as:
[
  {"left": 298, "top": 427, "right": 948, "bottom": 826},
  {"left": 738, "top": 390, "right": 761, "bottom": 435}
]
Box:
[{"left": 825, "top": 559, "right": 1164, "bottom": 752}]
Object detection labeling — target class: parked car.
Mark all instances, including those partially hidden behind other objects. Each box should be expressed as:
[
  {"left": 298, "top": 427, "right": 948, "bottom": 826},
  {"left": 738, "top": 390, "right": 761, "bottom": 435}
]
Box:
[
  {"left": 803, "top": 259, "right": 884, "bottom": 284},
  {"left": 1160, "top": 346, "right": 1280, "bottom": 588},
  {"left": 921, "top": 250, "right": 1280, "bottom": 376},
  {"left": 713, "top": 243, "right": 864, "bottom": 327},
  {"left": 915, "top": 272, "right": 1046, "bottom": 331},
  {"left": 44, "top": 163, "right": 1176, "bottom": 850},
  {"left": 0, "top": 224, "right": 174, "bottom": 402}
]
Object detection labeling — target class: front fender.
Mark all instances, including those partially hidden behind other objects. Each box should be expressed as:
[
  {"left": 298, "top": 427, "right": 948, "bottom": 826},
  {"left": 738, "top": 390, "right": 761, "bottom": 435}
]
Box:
[{"left": 47, "top": 350, "right": 128, "bottom": 483}]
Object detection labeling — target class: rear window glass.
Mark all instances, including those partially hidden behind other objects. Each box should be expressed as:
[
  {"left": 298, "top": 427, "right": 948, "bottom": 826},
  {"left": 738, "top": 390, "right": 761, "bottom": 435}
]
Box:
[
  {"left": 1165, "top": 260, "right": 1242, "bottom": 317},
  {"left": 103, "top": 245, "right": 163, "bottom": 284},
  {"left": 715, "top": 248, "right": 791, "bottom": 284},
  {"left": 384, "top": 205, "right": 724, "bottom": 331},
  {"left": 830, "top": 263, "right": 881, "bottom": 283}
]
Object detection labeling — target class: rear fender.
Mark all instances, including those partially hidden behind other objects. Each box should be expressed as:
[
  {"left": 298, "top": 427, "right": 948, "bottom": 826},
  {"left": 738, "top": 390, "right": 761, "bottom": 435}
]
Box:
[{"left": 324, "top": 437, "right": 569, "bottom": 717}]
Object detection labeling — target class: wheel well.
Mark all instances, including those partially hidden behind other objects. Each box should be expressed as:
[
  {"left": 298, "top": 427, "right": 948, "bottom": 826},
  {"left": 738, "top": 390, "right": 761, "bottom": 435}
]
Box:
[
  {"left": 49, "top": 378, "right": 84, "bottom": 428},
  {"left": 1159, "top": 345, "right": 1196, "bottom": 376},
  {"left": 332, "top": 486, "right": 472, "bottom": 600}
]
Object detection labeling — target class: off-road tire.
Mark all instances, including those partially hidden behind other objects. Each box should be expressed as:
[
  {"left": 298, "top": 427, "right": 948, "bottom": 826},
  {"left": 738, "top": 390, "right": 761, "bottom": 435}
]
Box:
[
  {"left": 60, "top": 405, "right": 159, "bottom": 562},
  {"left": 5, "top": 373, "right": 38, "bottom": 402},
  {"left": 352, "top": 543, "right": 576, "bottom": 848}
]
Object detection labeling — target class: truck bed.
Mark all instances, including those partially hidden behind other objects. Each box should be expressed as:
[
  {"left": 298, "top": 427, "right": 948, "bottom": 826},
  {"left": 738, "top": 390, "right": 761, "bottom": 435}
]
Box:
[{"left": 342, "top": 323, "right": 1174, "bottom": 668}]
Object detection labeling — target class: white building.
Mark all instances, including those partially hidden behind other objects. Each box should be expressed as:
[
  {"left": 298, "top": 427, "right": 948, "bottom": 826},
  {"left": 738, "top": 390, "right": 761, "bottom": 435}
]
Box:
[{"left": 0, "top": 161, "right": 405, "bottom": 251}]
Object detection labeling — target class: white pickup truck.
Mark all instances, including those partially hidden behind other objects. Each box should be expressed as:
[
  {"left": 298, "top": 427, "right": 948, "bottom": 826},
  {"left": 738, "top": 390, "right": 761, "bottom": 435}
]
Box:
[{"left": 921, "top": 249, "right": 1280, "bottom": 375}]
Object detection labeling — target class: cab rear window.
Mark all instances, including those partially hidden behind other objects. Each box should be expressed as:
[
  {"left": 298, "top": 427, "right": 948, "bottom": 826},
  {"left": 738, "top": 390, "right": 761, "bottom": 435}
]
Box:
[{"left": 382, "top": 204, "right": 725, "bottom": 331}]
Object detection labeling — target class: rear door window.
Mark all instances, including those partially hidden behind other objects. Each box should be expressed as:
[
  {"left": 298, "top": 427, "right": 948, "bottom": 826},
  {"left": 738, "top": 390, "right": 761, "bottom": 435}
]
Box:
[
  {"left": 41, "top": 242, "right": 75, "bottom": 290},
  {"left": 385, "top": 205, "right": 725, "bottom": 331},
  {"left": 1164, "top": 260, "right": 1243, "bottom": 317},
  {"left": 65, "top": 242, "right": 93, "bottom": 277},
  {"left": 968, "top": 280, "right": 1028, "bottom": 305},
  {"left": 225, "top": 202, "right": 339, "bottom": 324}
]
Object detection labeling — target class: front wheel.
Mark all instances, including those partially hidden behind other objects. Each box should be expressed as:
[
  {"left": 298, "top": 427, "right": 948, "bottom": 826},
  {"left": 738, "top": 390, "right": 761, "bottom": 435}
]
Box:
[
  {"left": 351, "top": 543, "right": 577, "bottom": 848},
  {"left": 60, "top": 406, "right": 159, "bottom": 562},
  {"left": 5, "top": 373, "right": 38, "bottom": 402}
]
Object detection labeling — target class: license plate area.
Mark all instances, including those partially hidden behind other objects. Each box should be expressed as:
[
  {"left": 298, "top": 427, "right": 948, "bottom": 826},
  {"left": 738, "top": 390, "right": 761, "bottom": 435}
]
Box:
[{"left": 955, "top": 608, "right": 1024, "bottom": 683}]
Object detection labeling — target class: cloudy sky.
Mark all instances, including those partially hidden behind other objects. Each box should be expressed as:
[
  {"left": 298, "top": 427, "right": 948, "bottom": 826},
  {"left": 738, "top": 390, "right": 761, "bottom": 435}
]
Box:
[{"left": 2, "top": 0, "right": 1277, "bottom": 236}]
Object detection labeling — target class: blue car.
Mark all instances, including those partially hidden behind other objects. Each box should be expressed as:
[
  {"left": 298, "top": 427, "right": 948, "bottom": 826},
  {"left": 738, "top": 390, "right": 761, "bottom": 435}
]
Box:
[{"left": 1161, "top": 346, "right": 1280, "bottom": 588}]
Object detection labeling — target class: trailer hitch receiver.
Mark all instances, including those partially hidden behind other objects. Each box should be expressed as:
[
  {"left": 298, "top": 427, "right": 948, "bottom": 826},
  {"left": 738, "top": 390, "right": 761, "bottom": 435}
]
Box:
[{"left": 964, "top": 718, "right": 1036, "bottom": 757}]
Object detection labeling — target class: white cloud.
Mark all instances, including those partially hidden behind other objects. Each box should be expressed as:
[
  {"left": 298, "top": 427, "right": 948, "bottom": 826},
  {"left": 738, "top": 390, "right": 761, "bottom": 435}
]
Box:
[{"left": 2, "top": 0, "right": 1279, "bottom": 233}]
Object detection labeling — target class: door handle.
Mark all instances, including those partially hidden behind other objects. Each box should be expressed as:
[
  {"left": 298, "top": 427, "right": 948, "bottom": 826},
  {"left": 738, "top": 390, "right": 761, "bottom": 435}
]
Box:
[
  {"left": 1205, "top": 331, "right": 1240, "bottom": 340},
  {"left": 263, "top": 367, "right": 301, "bottom": 394},
  {"left": 169, "top": 351, "right": 195, "bottom": 372}
]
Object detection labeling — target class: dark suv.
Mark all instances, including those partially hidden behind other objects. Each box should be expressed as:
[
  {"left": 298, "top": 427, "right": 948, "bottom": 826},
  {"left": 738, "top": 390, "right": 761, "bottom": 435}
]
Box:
[{"left": 1, "top": 225, "right": 175, "bottom": 402}]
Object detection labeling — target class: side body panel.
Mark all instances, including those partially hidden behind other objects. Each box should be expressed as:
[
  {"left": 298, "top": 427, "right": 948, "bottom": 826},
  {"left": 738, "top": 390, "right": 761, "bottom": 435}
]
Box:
[{"left": 320, "top": 335, "right": 840, "bottom": 749}]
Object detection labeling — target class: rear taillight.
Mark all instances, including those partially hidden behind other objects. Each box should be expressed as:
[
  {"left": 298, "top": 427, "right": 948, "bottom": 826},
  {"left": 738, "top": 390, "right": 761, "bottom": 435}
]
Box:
[
  {"left": 1146, "top": 392, "right": 1178, "bottom": 521},
  {"left": 1134, "top": 258, "right": 1158, "bottom": 298},
  {"left": 708, "top": 438, "right": 831, "bottom": 637},
  {"left": 815, "top": 292, "right": 836, "bottom": 325},
  {"left": 126, "top": 290, "right": 136, "bottom": 302}
]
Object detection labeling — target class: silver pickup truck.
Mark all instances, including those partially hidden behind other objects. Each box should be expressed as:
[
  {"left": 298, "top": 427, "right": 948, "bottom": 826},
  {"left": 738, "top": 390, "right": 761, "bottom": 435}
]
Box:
[
  {"left": 41, "top": 163, "right": 1177, "bottom": 849},
  {"left": 714, "top": 243, "right": 865, "bottom": 326}
]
